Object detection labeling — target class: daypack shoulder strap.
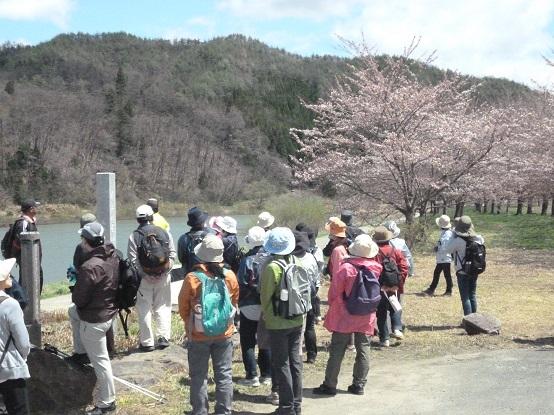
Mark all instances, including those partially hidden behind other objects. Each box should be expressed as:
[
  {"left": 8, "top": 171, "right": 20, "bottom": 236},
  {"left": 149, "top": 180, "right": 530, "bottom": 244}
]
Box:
[{"left": 0, "top": 297, "right": 12, "bottom": 366}]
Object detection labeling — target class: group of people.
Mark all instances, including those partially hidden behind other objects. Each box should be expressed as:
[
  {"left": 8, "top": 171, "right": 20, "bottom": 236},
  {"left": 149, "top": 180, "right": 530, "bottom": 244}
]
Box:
[{"left": 0, "top": 198, "right": 485, "bottom": 415}]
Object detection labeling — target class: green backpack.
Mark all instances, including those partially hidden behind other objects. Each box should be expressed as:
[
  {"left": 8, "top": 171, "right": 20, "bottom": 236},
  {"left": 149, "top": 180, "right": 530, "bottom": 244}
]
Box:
[{"left": 195, "top": 270, "right": 234, "bottom": 336}]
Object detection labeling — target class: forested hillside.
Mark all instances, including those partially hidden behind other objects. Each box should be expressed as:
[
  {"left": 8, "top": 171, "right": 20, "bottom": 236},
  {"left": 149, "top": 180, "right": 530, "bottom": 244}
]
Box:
[{"left": 0, "top": 33, "right": 532, "bottom": 206}]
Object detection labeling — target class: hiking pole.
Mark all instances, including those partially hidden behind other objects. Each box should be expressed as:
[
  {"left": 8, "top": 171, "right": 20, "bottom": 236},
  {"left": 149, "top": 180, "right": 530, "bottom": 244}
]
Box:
[{"left": 43, "top": 344, "right": 166, "bottom": 403}]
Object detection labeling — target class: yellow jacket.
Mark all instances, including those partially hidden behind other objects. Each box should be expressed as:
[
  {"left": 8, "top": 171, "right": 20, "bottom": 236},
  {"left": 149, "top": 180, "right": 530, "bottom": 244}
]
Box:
[{"left": 152, "top": 212, "right": 170, "bottom": 232}]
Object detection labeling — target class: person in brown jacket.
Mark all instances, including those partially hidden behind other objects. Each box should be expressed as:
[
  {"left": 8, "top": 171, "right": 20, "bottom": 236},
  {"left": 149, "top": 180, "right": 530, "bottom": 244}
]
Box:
[
  {"left": 67, "top": 222, "right": 119, "bottom": 415},
  {"left": 178, "top": 234, "right": 239, "bottom": 415}
]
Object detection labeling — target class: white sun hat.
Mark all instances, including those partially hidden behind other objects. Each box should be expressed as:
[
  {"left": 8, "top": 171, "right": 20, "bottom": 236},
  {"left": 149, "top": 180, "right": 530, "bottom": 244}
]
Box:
[
  {"left": 435, "top": 215, "right": 452, "bottom": 229},
  {"left": 348, "top": 234, "right": 379, "bottom": 259},
  {"left": 194, "top": 234, "right": 224, "bottom": 263},
  {"left": 215, "top": 216, "right": 238, "bottom": 234},
  {"left": 256, "top": 211, "right": 275, "bottom": 229},
  {"left": 245, "top": 226, "right": 266, "bottom": 248},
  {"left": 0, "top": 258, "right": 17, "bottom": 282}
]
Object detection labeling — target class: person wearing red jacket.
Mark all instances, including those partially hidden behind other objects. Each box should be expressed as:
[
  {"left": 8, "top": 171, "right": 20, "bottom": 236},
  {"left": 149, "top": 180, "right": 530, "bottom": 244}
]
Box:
[{"left": 372, "top": 226, "right": 409, "bottom": 347}]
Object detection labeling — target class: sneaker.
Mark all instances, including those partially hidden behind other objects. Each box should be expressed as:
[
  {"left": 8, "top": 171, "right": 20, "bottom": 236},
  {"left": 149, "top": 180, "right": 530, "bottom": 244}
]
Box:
[
  {"left": 347, "top": 384, "right": 364, "bottom": 395},
  {"left": 237, "top": 377, "right": 260, "bottom": 387},
  {"left": 157, "top": 336, "right": 170, "bottom": 349},
  {"left": 266, "top": 391, "right": 279, "bottom": 405},
  {"left": 346, "top": 344, "right": 355, "bottom": 351},
  {"left": 391, "top": 330, "right": 404, "bottom": 340},
  {"left": 315, "top": 316, "right": 323, "bottom": 324},
  {"left": 259, "top": 376, "right": 272, "bottom": 386},
  {"left": 422, "top": 288, "right": 435, "bottom": 296},
  {"left": 139, "top": 344, "right": 155, "bottom": 352},
  {"left": 312, "top": 384, "right": 337, "bottom": 396},
  {"left": 66, "top": 353, "right": 90, "bottom": 365},
  {"left": 306, "top": 357, "right": 316, "bottom": 364},
  {"left": 85, "top": 401, "right": 116, "bottom": 414},
  {"left": 379, "top": 340, "right": 390, "bottom": 347},
  {"left": 442, "top": 291, "right": 452, "bottom": 296}
]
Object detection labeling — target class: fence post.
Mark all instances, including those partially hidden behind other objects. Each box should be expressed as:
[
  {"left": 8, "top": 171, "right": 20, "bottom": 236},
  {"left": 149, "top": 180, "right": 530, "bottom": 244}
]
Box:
[{"left": 20, "top": 231, "right": 41, "bottom": 346}]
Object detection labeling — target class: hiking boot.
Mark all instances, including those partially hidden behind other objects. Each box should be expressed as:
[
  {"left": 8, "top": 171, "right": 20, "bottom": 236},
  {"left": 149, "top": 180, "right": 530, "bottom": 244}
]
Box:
[
  {"left": 347, "top": 384, "right": 365, "bottom": 395},
  {"left": 259, "top": 376, "right": 272, "bottom": 386},
  {"left": 85, "top": 401, "right": 116, "bottom": 414},
  {"left": 306, "top": 357, "right": 316, "bottom": 364},
  {"left": 237, "top": 377, "right": 261, "bottom": 387},
  {"left": 157, "top": 336, "right": 170, "bottom": 349},
  {"left": 66, "top": 353, "right": 90, "bottom": 366},
  {"left": 379, "top": 340, "right": 390, "bottom": 348},
  {"left": 442, "top": 291, "right": 452, "bottom": 296},
  {"left": 391, "top": 330, "right": 404, "bottom": 340},
  {"left": 139, "top": 344, "right": 155, "bottom": 352},
  {"left": 267, "top": 391, "right": 279, "bottom": 405},
  {"left": 312, "top": 384, "right": 337, "bottom": 396},
  {"left": 422, "top": 288, "right": 435, "bottom": 296}
]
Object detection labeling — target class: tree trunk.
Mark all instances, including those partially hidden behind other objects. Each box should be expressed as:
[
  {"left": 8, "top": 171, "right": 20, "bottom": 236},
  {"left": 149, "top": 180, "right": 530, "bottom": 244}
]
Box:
[
  {"left": 551, "top": 196, "right": 554, "bottom": 216},
  {"left": 496, "top": 201, "right": 501, "bottom": 214},
  {"left": 454, "top": 202, "right": 465, "bottom": 218},
  {"left": 490, "top": 201, "right": 495, "bottom": 214},
  {"left": 527, "top": 198, "right": 533, "bottom": 214},
  {"left": 475, "top": 202, "right": 481, "bottom": 213},
  {"left": 541, "top": 197, "right": 548, "bottom": 215},
  {"left": 442, "top": 205, "right": 447, "bottom": 214},
  {"left": 516, "top": 198, "right": 523, "bottom": 215},
  {"left": 482, "top": 200, "right": 488, "bottom": 213},
  {"left": 505, "top": 200, "right": 510, "bottom": 213}
]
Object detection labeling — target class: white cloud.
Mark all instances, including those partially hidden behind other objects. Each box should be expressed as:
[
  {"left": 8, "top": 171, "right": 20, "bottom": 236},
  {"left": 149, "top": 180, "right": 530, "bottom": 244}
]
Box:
[
  {"left": 331, "top": 0, "right": 554, "bottom": 86},
  {"left": 162, "top": 16, "right": 217, "bottom": 41},
  {"left": 0, "top": 0, "right": 74, "bottom": 28},
  {"left": 217, "top": 0, "right": 364, "bottom": 20}
]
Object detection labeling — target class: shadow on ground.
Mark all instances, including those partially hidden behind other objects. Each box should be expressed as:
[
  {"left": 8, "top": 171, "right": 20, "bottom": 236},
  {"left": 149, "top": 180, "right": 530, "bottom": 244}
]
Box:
[{"left": 513, "top": 337, "right": 554, "bottom": 347}]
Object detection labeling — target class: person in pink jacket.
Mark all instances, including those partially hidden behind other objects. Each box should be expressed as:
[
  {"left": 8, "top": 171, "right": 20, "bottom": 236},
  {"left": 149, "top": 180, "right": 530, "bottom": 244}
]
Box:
[
  {"left": 313, "top": 234, "right": 382, "bottom": 396},
  {"left": 322, "top": 217, "right": 349, "bottom": 279}
]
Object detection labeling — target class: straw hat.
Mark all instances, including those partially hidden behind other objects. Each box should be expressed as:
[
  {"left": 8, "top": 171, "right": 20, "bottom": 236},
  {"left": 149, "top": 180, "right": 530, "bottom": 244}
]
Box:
[
  {"left": 263, "top": 227, "right": 295, "bottom": 255},
  {"left": 257, "top": 211, "right": 275, "bottom": 229},
  {"left": 348, "top": 234, "right": 379, "bottom": 259},
  {"left": 372, "top": 226, "right": 393, "bottom": 243},
  {"left": 435, "top": 215, "right": 452, "bottom": 229},
  {"left": 0, "top": 258, "right": 16, "bottom": 282},
  {"left": 194, "top": 234, "right": 224, "bottom": 263},
  {"left": 325, "top": 217, "right": 347, "bottom": 238},
  {"left": 454, "top": 216, "right": 476, "bottom": 237},
  {"left": 245, "top": 226, "right": 266, "bottom": 248}
]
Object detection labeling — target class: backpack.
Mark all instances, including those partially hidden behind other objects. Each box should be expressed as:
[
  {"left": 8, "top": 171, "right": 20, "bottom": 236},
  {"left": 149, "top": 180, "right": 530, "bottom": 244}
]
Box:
[
  {"left": 379, "top": 248, "right": 401, "bottom": 287},
  {"left": 195, "top": 270, "right": 234, "bottom": 336},
  {"left": 272, "top": 257, "right": 312, "bottom": 319},
  {"left": 134, "top": 225, "right": 170, "bottom": 274},
  {"left": 238, "top": 250, "right": 272, "bottom": 301},
  {"left": 460, "top": 239, "right": 486, "bottom": 276},
  {"left": 343, "top": 264, "right": 381, "bottom": 315},
  {"left": 182, "top": 230, "right": 207, "bottom": 273},
  {"left": 114, "top": 249, "right": 141, "bottom": 337},
  {"left": 1, "top": 218, "right": 23, "bottom": 259}
]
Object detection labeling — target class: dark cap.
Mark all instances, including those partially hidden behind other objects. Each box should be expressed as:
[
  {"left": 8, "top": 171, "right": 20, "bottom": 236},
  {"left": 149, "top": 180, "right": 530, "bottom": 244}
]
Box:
[
  {"left": 340, "top": 210, "right": 353, "bottom": 226},
  {"left": 146, "top": 198, "right": 159, "bottom": 213},
  {"left": 21, "top": 199, "right": 41, "bottom": 212},
  {"left": 187, "top": 207, "right": 208, "bottom": 228},
  {"left": 292, "top": 230, "right": 311, "bottom": 255}
]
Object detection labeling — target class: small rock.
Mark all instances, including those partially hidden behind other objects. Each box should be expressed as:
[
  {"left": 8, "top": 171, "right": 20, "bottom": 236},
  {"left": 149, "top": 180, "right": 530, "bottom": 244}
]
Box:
[{"left": 462, "top": 313, "right": 501, "bottom": 335}]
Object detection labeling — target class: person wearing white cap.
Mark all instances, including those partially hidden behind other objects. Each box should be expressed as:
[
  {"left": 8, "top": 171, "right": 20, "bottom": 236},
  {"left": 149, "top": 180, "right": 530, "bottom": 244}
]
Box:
[
  {"left": 235, "top": 227, "right": 272, "bottom": 388},
  {"left": 383, "top": 220, "right": 414, "bottom": 278},
  {"left": 215, "top": 216, "right": 241, "bottom": 273},
  {"left": 256, "top": 211, "right": 275, "bottom": 231},
  {"left": 423, "top": 215, "right": 454, "bottom": 296},
  {"left": 259, "top": 227, "right": 305, "bottom": 415},
  {"left": 0, "top": 258, "right": 31, "bottom": 415},
  {"left": 128, "top": 205, "right": 176, "bottom": 352},
  {"left": 68, "top": 222, "right": 118, "bottom": 414},
  {"left": 178, "top": 234, "right": 239, "bottom": 415}
]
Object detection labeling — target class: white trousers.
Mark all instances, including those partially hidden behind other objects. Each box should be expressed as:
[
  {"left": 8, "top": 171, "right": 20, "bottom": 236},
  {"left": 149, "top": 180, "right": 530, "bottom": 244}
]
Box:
[
  {"left": 68, "top": 304, "right": 115, "bottom": 408},
  {"left": 136, "top": 273, "right": 172, "bottom": 347}
]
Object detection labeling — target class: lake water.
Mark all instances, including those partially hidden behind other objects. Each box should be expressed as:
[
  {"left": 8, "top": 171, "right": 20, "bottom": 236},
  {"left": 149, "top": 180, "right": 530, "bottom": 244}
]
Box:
[{"left": 29, "top": 215, "right": 256, "bottom": 284}]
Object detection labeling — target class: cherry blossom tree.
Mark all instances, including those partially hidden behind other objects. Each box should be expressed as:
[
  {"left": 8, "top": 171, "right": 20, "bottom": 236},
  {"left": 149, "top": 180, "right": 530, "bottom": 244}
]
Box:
[{"left": 292, "top": 41, "right": 514, "bottom": 224}]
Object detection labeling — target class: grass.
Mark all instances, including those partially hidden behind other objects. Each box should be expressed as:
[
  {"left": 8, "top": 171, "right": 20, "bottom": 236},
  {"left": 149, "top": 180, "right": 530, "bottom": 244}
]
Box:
[
  {"left": 39, "top": 211, "right": 554, "bottom": 414},
  {"left": 40, "top": 280, "right": 71, "bottom": 299}
]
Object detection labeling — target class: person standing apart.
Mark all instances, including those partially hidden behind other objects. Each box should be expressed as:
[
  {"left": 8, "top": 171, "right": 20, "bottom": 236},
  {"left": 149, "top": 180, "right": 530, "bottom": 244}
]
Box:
[
  {"left": 178, "top": 235, "right": 239, "bottom": 415},
  {"left": 68, "top": 222, "right": 118, "bottom": 414},
  {"left": 423, "top": 215, "right": 453, "bottom": 296},
  {"left": 147, "top": 198, "right": 171, "bottom": 232},
  {"left": 128, "top": 205, "right": 176, "bottom": 351},
  {"left": 260, "top": 228, "right": 305, "bottom": 415},
  {"left": 0, "top": 258, "right": 31, "bottom": 415}
]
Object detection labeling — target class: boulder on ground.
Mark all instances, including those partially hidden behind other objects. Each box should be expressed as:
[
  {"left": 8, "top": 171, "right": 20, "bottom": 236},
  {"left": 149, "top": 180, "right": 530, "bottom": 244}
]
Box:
[
  {"left": 462, "top": 313, "right": 501, "bottom": 335},
  {"left": 27, "top": 348, "right": 96, "bottom": 414}
]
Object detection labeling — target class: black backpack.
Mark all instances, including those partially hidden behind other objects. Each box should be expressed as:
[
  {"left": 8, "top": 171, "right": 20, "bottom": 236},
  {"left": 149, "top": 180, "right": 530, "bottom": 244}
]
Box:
[
  {"left": 114, "top": 249, "right": 141, "bottom": 337},
  {"left": 379, "top": 248, "right": 401, "bottom": 287},
  {"left": 182, "top": 230, "right": 207, "bottom": 273},
  {"left": 460, "top": 239, "right": 486, "bottom": 276},
  {"left": 1, "top": 218, "right": 23, "bottom": 259},
  {"left": 134, "top": 225, "right": 170, "bottom": 274}
]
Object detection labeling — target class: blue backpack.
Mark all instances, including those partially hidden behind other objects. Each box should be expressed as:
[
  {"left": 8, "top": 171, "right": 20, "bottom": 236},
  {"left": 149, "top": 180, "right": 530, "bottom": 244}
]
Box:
[
  {"left": 195, "top": 270, "right": 234, "bottom": 336},
  {"left": 343, "top": 265, "right": 381, "bottom": 315}
]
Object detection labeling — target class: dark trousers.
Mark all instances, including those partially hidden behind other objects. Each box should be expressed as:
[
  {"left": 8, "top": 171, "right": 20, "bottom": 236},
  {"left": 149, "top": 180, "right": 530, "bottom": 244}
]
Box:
[
  {"left": 377, "top": 295, "right": 402, "bottom": 342},
  {"left": 239, "top": 313, "right": 271, "bottom": 379},
  {"left": 0, "top": 379, "right": 29, "bottom": 415},
  {"left": 312, "top": 293, "right": 321, "bottom": 317},
  {"left": 304, "top": 310, "right": 317, "bottom": 361},
  {"left": 429, "top": 263, "right": 453, "bottom": 292},
  {"left": 457, "top": 274, "right": 478, "bottom": 315},
  {"left": 269, "top": 326, "right": 303, "bottom": 415}
]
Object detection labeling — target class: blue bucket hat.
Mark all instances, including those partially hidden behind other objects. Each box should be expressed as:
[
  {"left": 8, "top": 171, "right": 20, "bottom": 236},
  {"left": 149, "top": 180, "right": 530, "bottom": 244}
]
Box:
[{"left": 263, "top": 227, "right": 295, "bottom": 255}]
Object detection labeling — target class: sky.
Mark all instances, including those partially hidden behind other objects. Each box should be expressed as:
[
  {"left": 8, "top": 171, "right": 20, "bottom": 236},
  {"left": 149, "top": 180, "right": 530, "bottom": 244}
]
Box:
[{"left": 1, "top": 0, "right": 554, "bottom": 86}]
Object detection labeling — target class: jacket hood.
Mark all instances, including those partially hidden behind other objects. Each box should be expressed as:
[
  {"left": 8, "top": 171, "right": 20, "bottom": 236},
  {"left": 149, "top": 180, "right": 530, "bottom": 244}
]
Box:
[{"left": 82, "top": 242, "right": 116, "bottom": 263}]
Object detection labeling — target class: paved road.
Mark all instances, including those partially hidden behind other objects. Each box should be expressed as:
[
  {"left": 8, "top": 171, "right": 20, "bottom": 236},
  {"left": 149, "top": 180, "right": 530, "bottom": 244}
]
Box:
[{"left": 301, "top": 348, "right": 554, "bottom": 415}]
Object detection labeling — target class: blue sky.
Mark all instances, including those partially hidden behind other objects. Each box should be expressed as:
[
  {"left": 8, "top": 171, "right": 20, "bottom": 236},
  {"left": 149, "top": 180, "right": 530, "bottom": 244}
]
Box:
[{"left": 1, "top": 0, "right": 554, "bottom": 86}]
